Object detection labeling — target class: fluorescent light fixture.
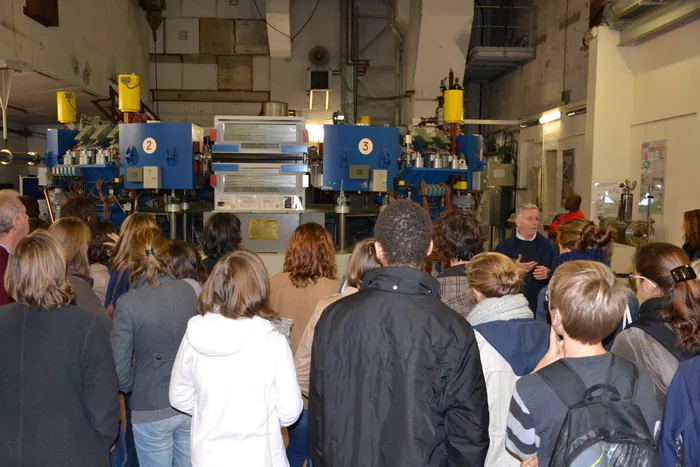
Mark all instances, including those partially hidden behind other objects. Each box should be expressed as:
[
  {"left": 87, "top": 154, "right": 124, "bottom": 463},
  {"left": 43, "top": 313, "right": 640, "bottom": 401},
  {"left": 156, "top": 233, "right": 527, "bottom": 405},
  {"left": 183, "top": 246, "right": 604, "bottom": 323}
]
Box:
[
  {"left": 539, "top": 110, "right": 561, "bottom": 124},
  {"left": 566, "top": 107, "right": 587, "bottom": 117},
  {"left": 520, "top": 119, "right": 539, "bottom": 128}
]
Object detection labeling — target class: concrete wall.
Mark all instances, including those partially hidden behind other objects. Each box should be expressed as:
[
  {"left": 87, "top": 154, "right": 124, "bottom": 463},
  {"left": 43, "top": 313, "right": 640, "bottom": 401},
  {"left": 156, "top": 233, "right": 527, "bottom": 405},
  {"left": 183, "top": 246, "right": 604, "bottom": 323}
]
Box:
[
  {"left": 486, "top": 0, "right": 590, "bottom": 120},
  {"left": 585, "top": 22, "right": 700, "bottom": 245},
  {"left": 0, "top": 0, "right": 151, "bottom": 101},
  {"left": 156, "top": 0, "right": 402, "bottom": 128}
]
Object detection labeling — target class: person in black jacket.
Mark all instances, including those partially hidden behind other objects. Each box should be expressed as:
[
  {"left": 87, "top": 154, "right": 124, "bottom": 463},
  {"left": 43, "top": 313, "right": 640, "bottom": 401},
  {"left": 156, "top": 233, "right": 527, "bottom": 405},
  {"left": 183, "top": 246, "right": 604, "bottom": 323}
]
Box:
[
  {"left": 0, "top": 230, "right": 120, "bottom": 467},
  {"left": 309, "top": 199, "right": 490, "bottom": 467}
]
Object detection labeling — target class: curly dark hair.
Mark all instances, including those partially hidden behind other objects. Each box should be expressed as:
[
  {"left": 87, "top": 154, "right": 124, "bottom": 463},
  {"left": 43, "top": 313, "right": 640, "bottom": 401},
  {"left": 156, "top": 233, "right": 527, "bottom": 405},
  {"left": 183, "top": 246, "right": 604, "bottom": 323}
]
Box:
[
  {"left": 374, "top": 199, "right": 432, "bottom": 267},
  {"left": 283, "top": 223, "right": 337, "bottom": 288},
  {"left": 434, "top": 210, "right": 483, "bottom": 262},
  {"left": 203, "top": 213, "right": 242, "bottom": 261},
  {"left": 89, "top": 219, "right": 116, "bottom": 265},
  {"left": 60, "top": 196, "right": 96, "bottom": 224},
  {"left": 168, "top": 240, "right": 208, "bottom": 284}
]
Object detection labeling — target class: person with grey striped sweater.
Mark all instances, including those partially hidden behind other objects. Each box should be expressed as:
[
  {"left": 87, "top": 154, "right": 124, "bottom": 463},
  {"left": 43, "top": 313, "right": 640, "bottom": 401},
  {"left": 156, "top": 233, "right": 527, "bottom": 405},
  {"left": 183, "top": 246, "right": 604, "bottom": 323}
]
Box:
[{"left": 505, "top": 261, "right": 660, "bottom": 467}]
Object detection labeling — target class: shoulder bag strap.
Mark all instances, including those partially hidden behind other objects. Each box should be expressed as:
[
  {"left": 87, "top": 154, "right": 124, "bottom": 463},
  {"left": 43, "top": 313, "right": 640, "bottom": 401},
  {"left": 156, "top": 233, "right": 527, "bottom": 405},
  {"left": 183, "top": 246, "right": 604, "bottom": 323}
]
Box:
[
  {"left": 631, "top": 316, "right": 693, "bottom": 362},
  {"left": 538, "top": 360, "right": 589, "bottom": 408}
]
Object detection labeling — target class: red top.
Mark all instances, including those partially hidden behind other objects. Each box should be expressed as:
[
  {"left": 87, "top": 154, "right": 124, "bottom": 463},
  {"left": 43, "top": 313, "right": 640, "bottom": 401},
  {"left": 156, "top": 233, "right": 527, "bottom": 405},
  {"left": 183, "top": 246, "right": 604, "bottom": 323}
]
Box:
[
  {"left": 548, "top": 209, "right": 585, "bottom": 237},
  {"left": 0, "top": 247, "right": 11, "bottom": 306}
]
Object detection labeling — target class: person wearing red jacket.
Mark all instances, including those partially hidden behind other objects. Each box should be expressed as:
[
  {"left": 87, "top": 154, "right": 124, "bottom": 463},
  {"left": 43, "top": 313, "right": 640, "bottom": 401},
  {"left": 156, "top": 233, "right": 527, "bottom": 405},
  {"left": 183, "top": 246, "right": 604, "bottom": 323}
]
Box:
[
  {"left": 548, "top": 193, "right": 585, "bottom": 239},
  {"left": 0, "top": 192, "right": 31, "bottom": 306}
]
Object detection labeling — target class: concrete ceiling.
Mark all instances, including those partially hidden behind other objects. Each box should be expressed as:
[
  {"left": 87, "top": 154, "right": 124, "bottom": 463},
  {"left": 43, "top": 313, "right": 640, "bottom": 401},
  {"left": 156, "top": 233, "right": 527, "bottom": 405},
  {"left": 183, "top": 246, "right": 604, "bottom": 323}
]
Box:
[{"left": 4, "top": 70, "right": 105, "bottom": 126}]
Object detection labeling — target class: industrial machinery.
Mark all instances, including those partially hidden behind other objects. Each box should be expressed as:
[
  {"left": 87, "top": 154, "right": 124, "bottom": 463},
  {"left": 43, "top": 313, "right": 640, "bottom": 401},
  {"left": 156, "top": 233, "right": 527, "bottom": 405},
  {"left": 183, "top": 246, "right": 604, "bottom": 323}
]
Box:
[
  {"left": 33, "top": 74, "right": 211, "bottom": 238},
  {"left": 209, "top": 115, "right": 320, "bottom": 252},
  {"left": 600, "top": 179, "right": 655, "bottom": 247}
]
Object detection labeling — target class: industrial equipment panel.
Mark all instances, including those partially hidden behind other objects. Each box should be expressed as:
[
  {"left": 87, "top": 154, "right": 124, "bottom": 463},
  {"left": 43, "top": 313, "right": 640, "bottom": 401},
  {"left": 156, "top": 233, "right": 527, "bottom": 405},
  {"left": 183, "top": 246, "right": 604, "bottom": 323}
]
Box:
[
  {"left": 322, "top": 125, "right": 399, "bottom": 192},
  {"left": 119, "top": 122, "right": 204, "bottom": 190}
]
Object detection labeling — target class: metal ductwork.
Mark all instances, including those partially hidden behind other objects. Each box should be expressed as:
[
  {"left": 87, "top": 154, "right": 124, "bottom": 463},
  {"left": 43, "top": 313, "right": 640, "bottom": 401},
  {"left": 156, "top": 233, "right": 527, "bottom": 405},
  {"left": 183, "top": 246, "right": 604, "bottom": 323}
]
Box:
[
  {"left": 265, "top": 0, "right": 292, "bottom": 58},
  {"left": 0, "top": 60, "right": 23, "bottom": 149},
  {"left": 605, "top": 0, "right": 700, "bottom": 45}
]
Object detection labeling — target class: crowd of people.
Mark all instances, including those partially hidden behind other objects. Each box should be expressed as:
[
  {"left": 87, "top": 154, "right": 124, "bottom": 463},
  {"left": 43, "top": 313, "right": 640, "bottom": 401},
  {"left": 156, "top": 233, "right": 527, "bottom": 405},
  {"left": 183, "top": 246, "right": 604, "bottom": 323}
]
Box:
[{"left": 0, "top": 188, "right": 699, "bottom": 467}]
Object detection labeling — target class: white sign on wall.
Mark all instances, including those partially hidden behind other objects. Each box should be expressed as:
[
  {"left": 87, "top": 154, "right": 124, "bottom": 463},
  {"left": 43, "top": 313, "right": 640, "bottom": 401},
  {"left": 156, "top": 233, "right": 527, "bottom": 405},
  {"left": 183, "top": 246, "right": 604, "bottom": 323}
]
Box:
[
  {"left": 143, "top": 137, "right": 157, "bottom": 154},
  {"left": 358, "top": 138, "right": 373, "bottom": 155}
]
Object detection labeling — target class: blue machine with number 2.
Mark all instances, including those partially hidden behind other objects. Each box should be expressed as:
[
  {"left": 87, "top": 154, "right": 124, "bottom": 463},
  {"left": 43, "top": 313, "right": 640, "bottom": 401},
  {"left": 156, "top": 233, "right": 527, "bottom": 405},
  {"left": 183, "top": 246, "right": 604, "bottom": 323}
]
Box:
[
  {"left": 322, "top": 125, "right": 399, "bottom": 192},
  {"left": 119, "top": 122, "right": 205, "bottom": 190}
]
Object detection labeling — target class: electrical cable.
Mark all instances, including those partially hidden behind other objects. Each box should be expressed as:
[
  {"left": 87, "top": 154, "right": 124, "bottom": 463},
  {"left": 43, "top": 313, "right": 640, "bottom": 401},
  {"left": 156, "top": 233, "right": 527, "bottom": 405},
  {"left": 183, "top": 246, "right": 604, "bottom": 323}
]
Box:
[{"left": 252, "top": 0, "right": 323, "bottom": 42}]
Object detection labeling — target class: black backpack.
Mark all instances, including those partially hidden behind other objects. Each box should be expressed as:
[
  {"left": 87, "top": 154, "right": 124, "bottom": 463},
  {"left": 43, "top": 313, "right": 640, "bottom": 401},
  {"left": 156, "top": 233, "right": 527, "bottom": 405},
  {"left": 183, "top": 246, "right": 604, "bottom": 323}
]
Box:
[{"left": 538, "top": 355, "right": 658, "bottom": 467}]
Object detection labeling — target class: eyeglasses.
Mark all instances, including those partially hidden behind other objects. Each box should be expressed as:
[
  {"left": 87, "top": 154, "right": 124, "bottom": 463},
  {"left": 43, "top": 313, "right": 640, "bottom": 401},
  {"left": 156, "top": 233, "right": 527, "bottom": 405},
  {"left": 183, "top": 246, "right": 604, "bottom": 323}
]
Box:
[{"left": 629, "top": 275, "right": 658, "bottom": 288}]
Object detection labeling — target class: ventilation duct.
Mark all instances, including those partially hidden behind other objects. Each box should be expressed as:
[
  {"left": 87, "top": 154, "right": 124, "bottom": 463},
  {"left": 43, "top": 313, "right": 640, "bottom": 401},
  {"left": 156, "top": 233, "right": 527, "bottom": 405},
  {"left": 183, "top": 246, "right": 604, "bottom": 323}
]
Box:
[{"left": 605, "top": 0, "right": 700, "bottom": 45}]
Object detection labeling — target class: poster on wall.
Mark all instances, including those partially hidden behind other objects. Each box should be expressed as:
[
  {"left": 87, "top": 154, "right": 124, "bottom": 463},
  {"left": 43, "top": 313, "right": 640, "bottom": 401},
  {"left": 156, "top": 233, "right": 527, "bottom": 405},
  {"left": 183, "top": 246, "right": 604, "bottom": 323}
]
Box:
[
  {"left": 593, "top": 182, "right": 622, "bottom": 219},
  {"left": 639, "top": 140, "right": 666, "bottom": 214},
  {"left": 561, "top": 149, "right": 575, "bottom": 208}
]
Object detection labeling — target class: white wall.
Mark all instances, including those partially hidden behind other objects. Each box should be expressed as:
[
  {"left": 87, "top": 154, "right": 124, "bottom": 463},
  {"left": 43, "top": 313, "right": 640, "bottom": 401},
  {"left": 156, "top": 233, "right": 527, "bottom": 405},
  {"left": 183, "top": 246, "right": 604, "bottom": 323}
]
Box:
[
  {"left": 0, "top": 0, "right": 151, "bottom": 101},
  {"left": 585, "top": 22, "right": 700, "bottom": 245}
]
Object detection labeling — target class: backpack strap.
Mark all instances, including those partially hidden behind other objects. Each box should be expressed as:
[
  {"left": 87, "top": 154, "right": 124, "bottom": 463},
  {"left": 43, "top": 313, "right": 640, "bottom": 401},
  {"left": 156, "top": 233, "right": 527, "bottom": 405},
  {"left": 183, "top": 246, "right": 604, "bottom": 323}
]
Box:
[
  {"left": 605, "top": 354, "right": 639, "bottom": 399},
  {"left": 538, "top": 360, "right": 589, "bottom": 408},
  {"left": 630, "top": 315, "right": 696, "bottom": 362}
]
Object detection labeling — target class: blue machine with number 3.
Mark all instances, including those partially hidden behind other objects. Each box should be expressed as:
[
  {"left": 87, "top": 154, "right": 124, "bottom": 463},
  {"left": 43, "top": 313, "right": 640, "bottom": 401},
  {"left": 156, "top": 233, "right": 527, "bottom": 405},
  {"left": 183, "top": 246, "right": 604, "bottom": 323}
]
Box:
[
  {"left": 119, "top": 122, "right": 205, "bottom": 190},
  {"left": 322, "top": 125, "right": 399, "bottom": 192}
]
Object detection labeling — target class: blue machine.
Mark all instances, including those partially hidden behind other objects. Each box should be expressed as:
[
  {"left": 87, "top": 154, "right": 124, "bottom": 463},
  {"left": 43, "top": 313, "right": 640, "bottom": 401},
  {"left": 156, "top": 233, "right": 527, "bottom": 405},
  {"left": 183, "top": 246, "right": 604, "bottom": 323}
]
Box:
[
  {"left": 456, "top": 134, "right": 486, "bottom": 190},
  {"left": 44, "top": 129, "right": 79, "bottom": 167},
  {"left": 322, "top": 125, "right": 399, "bottom": 192},
  {"left": 119, "top": 122, "right": 205, "bottom": 190}
]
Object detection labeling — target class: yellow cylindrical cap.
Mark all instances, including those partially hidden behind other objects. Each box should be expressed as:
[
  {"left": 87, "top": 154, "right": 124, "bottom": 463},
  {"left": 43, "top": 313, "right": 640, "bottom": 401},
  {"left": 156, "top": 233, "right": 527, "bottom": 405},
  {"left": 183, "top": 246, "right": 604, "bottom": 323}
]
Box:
[
  {"left": 453, "top": 181, "right": 468, "bottom": 190},
  {"left": 118, "top": 74, "right": 141, "bottom": 113},
  {"left": 444, "top": 89, "right": 464, "bottom": 124},
  {"left": 359, "top": 116, "right": 371, "bottom": 125},
  {"left": 56, "top": 92, "right": 77, "bottom": 124}
]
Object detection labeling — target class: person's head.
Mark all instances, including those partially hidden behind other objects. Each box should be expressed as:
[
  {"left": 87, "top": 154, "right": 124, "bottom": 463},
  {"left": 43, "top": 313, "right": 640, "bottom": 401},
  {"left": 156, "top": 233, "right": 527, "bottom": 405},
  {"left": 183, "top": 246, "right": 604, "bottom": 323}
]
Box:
[
  {"left": 5, "top": 230, "right": 75, "bottom": 310},
  {"left": 0, "top": 193, "right": 30, "bottom": 249},
  {"left": 129, "top": 227, "right": 169, "bottom": 285},
  {"left": 60, "top": 196, "right": 96, "bottom": 224},
  {"left": 89, "top": 219, "right": 116, "bottom": 265},
  {"left": 434, "top": 210, "right": 483, "bottom": 265},
  {"left": 168, "top": 240, "right": 208, "bottom": 284},
  {"left": 633, "top": 242, "right": 700, "bottom": 350},
  {"left": 564, "top": 193, "right": 582, "bottom": 213},
  {"left": 283, "top": 222, "right": 336, "bottom": 288},
  {"left": 514, "top": 203, "right": 540, "bottom": 239},
  {"left": 467, "top": 252, "right": 525, "bottom": 302},
  {"left": 18, "top": 196, "right": 40, "bottom": 218},
  {"left": 110, "top": 212, "right": 158, "bottom": 271},
  {"left": 48, "top": 217, "right": 92, "bottom": 277},
  {"left": 346, "top": 238, "right": 381, "bottom": 289},
  {"left": 549, "top": 261, "right": 627, "bottom": 345},
  {"left": 374, "top": 199, "right": 433, "bottom": 268},
  {"left": 203, "top": 213, "right": 242, "bottom": 261},
  {"left": 683, "top": 209, "right": 700, "bottom": 249},
  {"left": 198, "top": 250, "right": 277, "bottom": 321},
  {"left": 558, "top": 218, "right": 616, "bottom": 260},
  {"left": 29, "top": 217, "right": 50, "bottom": 232}
]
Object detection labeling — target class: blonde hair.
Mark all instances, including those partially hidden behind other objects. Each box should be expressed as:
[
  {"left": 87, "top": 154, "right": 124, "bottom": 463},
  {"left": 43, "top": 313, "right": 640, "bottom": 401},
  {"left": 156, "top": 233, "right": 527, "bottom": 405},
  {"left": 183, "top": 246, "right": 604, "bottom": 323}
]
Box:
[
  {"left": 129, "top": 227, "right": 169, "bottom": 286},
  {"left": 517, "top": 203, "right": 539, "bottom": 216},
  {"left": 5, "top": 230, "right": 74, "bottom": 310},
  {"left": 346, "top": 238, "right": 381, "bottom": 288},
  {"left": 198, "top": 250, "right": 277, "bottom": 320},
  {"left": 48, "top": 217, "right": 92, "bottom": 277},
  {"left": 558, "top": 218, "right": 615, "bottom": 261},
  {"left": 110, "top": 212, "right": 158, "bottom": 271},
  {"left": 467, "top": 252, "right": 525, "bottom": 298},
  {"left": 549, "top": 261, "right": 627, "bottom": 345}
]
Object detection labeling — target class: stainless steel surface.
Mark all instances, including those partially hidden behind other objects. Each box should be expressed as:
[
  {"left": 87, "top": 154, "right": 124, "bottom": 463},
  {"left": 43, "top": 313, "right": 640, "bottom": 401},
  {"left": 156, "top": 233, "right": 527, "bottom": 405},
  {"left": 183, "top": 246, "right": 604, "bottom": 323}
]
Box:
[
  {"left": 0, "top": 68, "right": 13, "bottom": 147},
  {"left": 0, "top": 149, "right": 41, "bottom": 165},
  {"left": 169, "top": 212, "right": 178, "bottom": 240},
  {"left": 182, "top": 211, "right": 188, "bottom": 242},
  {"left": 261, "top": 102, "right": 289, "bottom": 116},
  {"left": 619, "top": 193, "right": 633, "bottom": 221},
  {"left": 337, "top": 211, "right": 347, "bottom": 251}
]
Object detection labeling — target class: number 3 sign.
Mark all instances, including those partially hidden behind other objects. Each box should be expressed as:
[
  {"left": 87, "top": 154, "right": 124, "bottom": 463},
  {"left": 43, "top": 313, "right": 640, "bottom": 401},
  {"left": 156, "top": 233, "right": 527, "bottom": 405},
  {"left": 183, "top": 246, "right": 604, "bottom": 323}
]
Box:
[
  {"left": 358, "top": 138, "right": 373, "bottom": 155},
  {"left": 143, "top": 137, "right": 157, "bottom": 154}
]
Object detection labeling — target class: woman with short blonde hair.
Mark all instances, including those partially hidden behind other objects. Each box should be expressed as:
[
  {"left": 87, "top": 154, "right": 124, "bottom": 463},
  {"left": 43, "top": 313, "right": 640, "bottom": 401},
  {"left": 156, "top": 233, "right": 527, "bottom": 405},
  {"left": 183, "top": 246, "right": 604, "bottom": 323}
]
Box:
[
  {"left": 0, "top": 231, "right": 119, "bottom": 467},
  {"left": 170, "top": 250, "right": 303, "bottom": 466},
  {"left": 465, "top": 252, "right": 549, "bottom": 467},
  {"left": 48, "top": 217, "right": 111, "bottom": 331},
  {"left": 110, "top": 227, "right": 198, "bottom": 465}
]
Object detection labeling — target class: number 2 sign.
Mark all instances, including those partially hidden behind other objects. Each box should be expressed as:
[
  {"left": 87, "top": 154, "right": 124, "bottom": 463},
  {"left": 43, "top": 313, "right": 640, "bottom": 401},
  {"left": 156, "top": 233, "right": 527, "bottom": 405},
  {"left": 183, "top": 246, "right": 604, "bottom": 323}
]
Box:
[
  {"left": 143, "top": 137, "right": 157, "bottom": 154},
  {"left": 358, "top": 138, "right": 373, "bottom": 155}
]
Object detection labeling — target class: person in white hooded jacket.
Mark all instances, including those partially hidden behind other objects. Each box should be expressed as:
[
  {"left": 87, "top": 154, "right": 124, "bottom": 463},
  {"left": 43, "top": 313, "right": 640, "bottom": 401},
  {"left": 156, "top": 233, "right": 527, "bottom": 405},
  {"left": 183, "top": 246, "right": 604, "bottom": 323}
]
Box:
[{"left": 169, "top": 250, "right": 303, "bottom": 467}]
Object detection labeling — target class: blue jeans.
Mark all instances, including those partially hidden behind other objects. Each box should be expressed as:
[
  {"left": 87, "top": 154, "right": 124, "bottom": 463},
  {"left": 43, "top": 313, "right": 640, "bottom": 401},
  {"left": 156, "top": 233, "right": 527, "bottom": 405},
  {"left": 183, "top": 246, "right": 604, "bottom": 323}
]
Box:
[
  {"left": 287, "top": 409, "right": 312, "bottom": 467},
  {"left": 132, "top": 414, "right": 192, "bottom": 467},
  {"left": 111, "top": 425, "right": 127, "bottom": 467}
]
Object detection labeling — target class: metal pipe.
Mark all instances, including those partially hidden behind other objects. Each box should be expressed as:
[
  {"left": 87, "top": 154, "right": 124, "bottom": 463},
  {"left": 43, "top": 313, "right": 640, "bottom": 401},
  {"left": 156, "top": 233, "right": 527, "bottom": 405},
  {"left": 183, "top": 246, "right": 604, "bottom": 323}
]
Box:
[
  {"left": 182, "top": 211, "right": 188, "bottom": 242},
  {"left": 169, "top": 212, "right": 178, "bottom": 240},
  {"left": 43, "top": 187, "right": 56, "bottom": 223},
  {"left": 337, "top": 212, "right": 347, "bottom": 251},
  {"left": 0, "top": 149, "right": 42, "bottom": 165}
]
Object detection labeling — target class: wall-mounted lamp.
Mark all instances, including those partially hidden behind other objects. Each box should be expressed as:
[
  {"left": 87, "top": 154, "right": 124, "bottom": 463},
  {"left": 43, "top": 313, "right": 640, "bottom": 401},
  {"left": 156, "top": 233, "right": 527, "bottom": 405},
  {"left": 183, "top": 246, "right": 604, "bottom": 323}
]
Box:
[
  {"left": 539, "top": 110, "right": 561, "bottom": 124},
  {"left": 566, "top": 107, "right": 587, "bottom": 117},
  {"left": 519, "top": 120, "right": 539, "bottom": 128}
]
